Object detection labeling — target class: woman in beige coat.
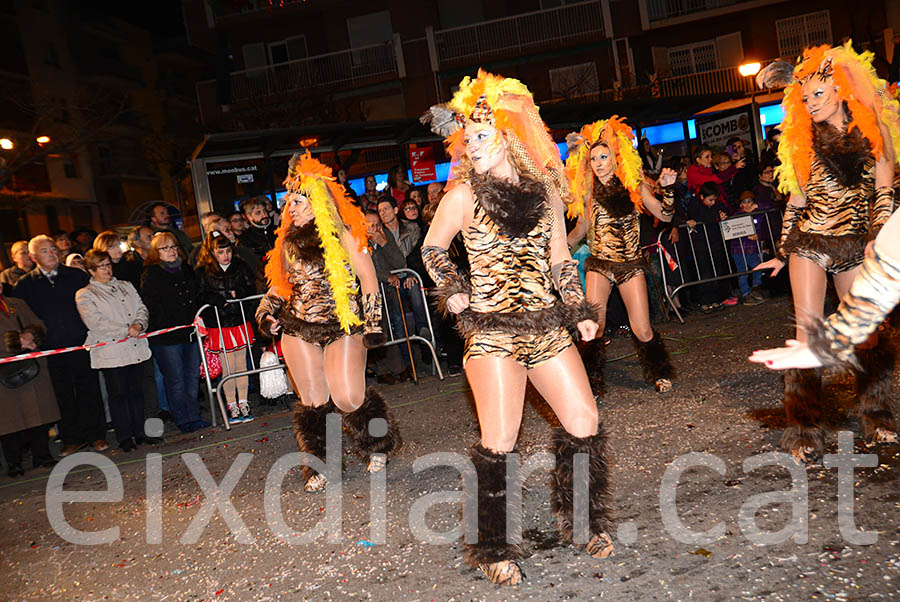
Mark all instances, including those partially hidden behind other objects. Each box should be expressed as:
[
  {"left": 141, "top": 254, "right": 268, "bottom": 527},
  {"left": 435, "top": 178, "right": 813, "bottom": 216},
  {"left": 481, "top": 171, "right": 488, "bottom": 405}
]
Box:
[
  {"left": 75, "top": 250, "right": 162, "bottom": 452},
  {"left": 0, "top": 283, "right": 59, "bottom": 478}
]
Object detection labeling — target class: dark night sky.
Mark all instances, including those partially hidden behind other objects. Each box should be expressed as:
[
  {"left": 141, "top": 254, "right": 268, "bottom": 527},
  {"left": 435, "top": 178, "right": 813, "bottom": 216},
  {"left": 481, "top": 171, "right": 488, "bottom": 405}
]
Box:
[{"left": 81, "top": 0, "right": 186, "bottom": 39}]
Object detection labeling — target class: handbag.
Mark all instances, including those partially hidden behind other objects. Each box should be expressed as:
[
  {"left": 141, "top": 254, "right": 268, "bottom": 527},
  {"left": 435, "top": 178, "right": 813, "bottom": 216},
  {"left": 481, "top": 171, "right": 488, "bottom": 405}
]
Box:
[
  {"left": 200, "top": 337, "right": 222, "bottom": 380},
  {"left": 0, "top": 315, "right": 40, "bottom": 389}
]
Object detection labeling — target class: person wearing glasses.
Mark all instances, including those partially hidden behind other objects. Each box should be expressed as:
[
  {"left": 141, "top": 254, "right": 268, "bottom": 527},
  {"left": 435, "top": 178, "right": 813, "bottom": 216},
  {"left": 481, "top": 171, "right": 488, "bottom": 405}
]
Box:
[
  {"left": 75, "top": 249, "right": 162, "bottom": 451},
  {"left": 141, "top": 232, "right": 209, "bottom": 433}
]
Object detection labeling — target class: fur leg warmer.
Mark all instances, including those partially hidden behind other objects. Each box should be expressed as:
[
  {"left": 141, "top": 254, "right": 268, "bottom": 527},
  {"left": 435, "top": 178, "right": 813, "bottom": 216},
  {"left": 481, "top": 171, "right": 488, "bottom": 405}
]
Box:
[
  {"left": 578, "top": 338, "right": 606, "bottom": 397},
  {"left": 292, "top": 400, "right": 335, "bottom": 481},
  {"left": 463, "top": 444, "right": 525, "bottom": 567},
  {"left": 855, "top": 338, "right": 897, "bottom": 439},
  {"left": 342, "top": 387, "right": 402, "bottom": 458},
  {"left": 781, "top": 368, "right": 825, "bottom": 453},
  {"left": 550, "top": 427, "right": 613, "bottom": 545},
  {"left": 632, "top": 330, "right": 675, "bottom": 384}
]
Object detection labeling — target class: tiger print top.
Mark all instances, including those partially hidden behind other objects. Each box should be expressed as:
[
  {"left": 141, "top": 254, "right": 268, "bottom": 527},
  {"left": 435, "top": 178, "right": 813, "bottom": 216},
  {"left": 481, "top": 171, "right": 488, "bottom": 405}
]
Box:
[
  {"left": 257, "top": 223, "right": 362, "bottom": 327},
  {"left": 796, "top": 157, "right": 878, "bottom": 237},
  {"left": 587, "top": 204, "right": 641, "bottom": 263},
  {"left": 462, "top": 185, "right": 558, "bottom": 315}
]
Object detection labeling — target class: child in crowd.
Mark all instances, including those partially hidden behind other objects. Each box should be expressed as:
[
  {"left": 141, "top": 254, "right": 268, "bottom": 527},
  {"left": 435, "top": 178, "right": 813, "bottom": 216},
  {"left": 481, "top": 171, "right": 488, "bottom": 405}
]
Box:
[
  {"left": 729, "top": 191, "right": 765, "bottom": 305},
  {"left": 687, "top": 182, "right": 737, "bottom": 312}
]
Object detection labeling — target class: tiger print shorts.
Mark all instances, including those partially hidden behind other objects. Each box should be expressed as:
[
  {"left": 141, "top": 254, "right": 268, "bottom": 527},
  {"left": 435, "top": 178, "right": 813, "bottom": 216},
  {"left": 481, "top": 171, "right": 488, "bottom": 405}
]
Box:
[
  {"left": 464, "top": 326, "right": 573, "bottom": 369},
  {"left": 786, "top": 231, "right": 866, "bottom": 275}
]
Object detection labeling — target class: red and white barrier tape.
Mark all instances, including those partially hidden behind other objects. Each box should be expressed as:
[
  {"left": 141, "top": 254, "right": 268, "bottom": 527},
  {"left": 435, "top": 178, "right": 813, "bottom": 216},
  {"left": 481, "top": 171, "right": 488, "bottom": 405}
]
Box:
[{"left": 0, "top": 318, "right": 207, "bottom": 365}]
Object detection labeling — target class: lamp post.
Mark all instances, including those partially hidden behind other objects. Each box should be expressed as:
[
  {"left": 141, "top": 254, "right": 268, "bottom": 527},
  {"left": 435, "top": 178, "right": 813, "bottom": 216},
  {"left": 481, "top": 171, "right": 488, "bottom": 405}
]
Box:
[{"left": 739, "top": 61, "right": 763, "bottom": 160}]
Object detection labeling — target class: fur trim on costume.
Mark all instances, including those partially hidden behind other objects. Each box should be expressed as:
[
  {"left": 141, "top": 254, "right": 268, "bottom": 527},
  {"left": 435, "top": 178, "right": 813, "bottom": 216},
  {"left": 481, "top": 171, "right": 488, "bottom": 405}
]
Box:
[
  {"left": 781, "top": 368, "right": 825, "bottom": 453},
  {"left": 578, "top": 338, "right": 606, "bottom": 397},
  {"left": 632, "top": 330, "right": 675, "bottom": 383},
  {"left": 342, "top": 387, "right": 402, "bottom": 457},
  {"left": 433, "top": 276, "right": 472, "bottom": 318},
  {"left": 813, "top": 119, "right": 872, "bottom": 189},
  {"left": 805, "top": 318, "right": 862, "bottom": 370},
  {"left": 564, "top": 300, "right": 602, "bottom": 333},
  {"left": 363, "top": 333, "right": 386, "bottom": 348},
  {"left": 292, "top": 400, "right": 335, "bottom": 481},
  {"left": 584, "top": 256, "right": 646, "bottom": 283},
  {"left": 782, "top": 230, "right": 867, "bottom": 266},
  {"left": 469, "top": 171, "right": 547, "bottom": 238},
  {"left": 282, "top": 220, "right": 326, "bottom": 264},
  {"left": 550, "top": 427, "right": 613, "bottom": 543},
  {"left": 463, "top": 444, "right": 525, "bottom": 567},
  {"left": 277, "top": 314, "right": 361, "bottom": 346},
  {"left": 454, "top": 302, "right": 601, "bottom": 340},
  {"left": 592, "top": 178, "right": 634, "bottom": 219},
  {"left": 855, "top": 339, "right": 898, "bottom": 438}
]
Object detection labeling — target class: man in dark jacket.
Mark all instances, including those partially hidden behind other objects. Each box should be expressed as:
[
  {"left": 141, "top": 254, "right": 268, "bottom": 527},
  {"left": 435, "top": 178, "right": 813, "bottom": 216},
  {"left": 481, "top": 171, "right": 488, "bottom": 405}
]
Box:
[
  {"left": 11, "top": 235, "right": 108, "bottom": 456},
  {"left": 237, "top": 197, "right": 277, "bottom": 269}
]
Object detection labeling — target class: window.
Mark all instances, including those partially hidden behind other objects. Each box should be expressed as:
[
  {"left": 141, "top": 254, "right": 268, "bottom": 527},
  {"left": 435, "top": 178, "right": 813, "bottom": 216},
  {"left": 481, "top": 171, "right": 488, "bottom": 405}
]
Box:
[
  {"left": 776, "top": 10, "right": 831, "bottom": 59},
  {"left": 549, "top": 62, "right": 599, "bottom": 99},
  {"left": 267, "top": 35, "right": 308, "bottom": 65},
  {"left": 668, "top": 39, "right": 717, "bottom": 76},
  {"left": 347, "top": 11, "right": 392, "bottom": 48},
  {"left": 63, "top": 154, "right": 79, "bottom": 179}
]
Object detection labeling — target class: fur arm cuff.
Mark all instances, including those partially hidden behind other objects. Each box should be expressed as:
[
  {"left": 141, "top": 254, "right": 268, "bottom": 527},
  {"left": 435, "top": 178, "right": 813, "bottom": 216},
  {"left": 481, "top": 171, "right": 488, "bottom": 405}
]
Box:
[
  {"left": 810, "top": 245, "right": 900, "bottom": 368},
  {"left": 776, "top": 204, "right": 802, "bottom": 260},
  {"left": 553, "top": 259, "right": 600, "bottom": 330},
  {"left": 255, "top": 294, "right": 284, "bottom": 339},
  {"left": 422, "top": 245, "right": 470, "bottom": 316},
  {"left": 869, "top": 186, "right": 894, "bottom": 239},
  {"left": 660, "top": 187, "right": 676, "bottom": 220},
  {"left": 362, "top": 292, "right": 385, "bottom": 347}
]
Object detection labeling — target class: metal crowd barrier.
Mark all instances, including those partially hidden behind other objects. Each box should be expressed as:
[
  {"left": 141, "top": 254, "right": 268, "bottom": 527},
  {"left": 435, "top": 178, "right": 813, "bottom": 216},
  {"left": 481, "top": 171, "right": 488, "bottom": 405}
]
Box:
[
  {"left": 374, "top": 268, "right": 444, "bottom": 381},
  {"left": 193, "top": 273, "right": 444, "bottom": 429},
  {"left": 657, "top": 207, "right": 783, "bottom": 324}
]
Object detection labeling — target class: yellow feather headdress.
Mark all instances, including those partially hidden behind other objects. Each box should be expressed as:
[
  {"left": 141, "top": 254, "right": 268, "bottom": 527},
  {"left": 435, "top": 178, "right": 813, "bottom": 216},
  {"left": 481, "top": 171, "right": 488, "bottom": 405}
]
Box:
[
  {"left": 775, "top": 40, "right": 900, "bottom": 197},
  {"left": 564, "top": 116, "right": 644, "bottom": 217},
  {"left": 266, "top": 152, "right": 367, "bottom": 333}
]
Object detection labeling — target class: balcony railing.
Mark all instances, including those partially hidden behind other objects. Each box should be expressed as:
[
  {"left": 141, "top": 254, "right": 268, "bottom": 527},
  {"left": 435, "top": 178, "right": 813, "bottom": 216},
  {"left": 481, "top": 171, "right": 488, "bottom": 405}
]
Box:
[
  {"left": 433, "top": 0, "right": 605, "bottom": 67},
  {"left": 646, "top": 0, "right": 779, "bottom": 23},
  {"left": 227, "top": 41, "right": 401, "bottom": 102},
  {"left": 659, "top": 61, "right": 773, "bottom": 97}
]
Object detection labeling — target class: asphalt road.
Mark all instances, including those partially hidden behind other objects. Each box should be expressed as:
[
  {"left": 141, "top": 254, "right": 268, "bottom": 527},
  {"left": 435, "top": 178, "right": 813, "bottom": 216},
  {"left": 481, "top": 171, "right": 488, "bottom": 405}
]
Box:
[{"left": 1, "top": 297, "right": 899, "bottom": 601}]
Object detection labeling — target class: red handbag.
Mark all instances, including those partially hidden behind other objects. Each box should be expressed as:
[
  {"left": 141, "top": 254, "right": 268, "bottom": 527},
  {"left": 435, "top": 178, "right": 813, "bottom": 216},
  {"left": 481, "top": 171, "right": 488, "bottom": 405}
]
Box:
[{"left": 200, "top": 338, "right": 222, "bottom": 380}]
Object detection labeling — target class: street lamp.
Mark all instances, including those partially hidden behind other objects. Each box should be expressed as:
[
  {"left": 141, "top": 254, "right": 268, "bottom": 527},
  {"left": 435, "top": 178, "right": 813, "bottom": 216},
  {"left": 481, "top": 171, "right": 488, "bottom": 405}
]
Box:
[
  {"left": 0, "top": 138, "right": 13, "bottom": 150},
  {"left": 739, "top": 61, "right": 763, "bottom": 159},
  {"left": 36, "top": 135, "right": 50, "bottom": 145}
]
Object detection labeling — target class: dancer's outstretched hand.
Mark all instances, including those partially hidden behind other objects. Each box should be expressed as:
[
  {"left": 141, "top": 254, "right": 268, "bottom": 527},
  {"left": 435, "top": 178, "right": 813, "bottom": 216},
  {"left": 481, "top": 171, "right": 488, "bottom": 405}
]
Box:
[
  {"left": 577, "top": 319, "right": 599, "bottom": 342},
  {"left": 749, "top": 339, "right": 822, "bottom": 370},
  {"left": 446, "top": 293, "right": 469, "bottom": 314},
  {"left": 754, "top": 257, "right": 784, "bottom": 277}
]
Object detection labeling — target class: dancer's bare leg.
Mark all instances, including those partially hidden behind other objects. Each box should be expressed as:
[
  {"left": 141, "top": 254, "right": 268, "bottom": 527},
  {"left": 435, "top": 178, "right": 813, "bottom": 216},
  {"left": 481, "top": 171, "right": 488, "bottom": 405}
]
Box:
[
  {"left": 584, "top": 271, "right": 613, "bottom": 333},
  {"left": 619, "top": 274, "right": 653, "bottom": 342},
  {"left": 280, "top": 334, "right": 329, "bottom": 407},
  {"left": 324, "top": 334, "right": 367, "bottom": 413},
  {"left": 788, "top": 255, "right": 828, "bottom": 342},
  {"left": 464, "top": 355, "right": 527, "bottom": 585}
]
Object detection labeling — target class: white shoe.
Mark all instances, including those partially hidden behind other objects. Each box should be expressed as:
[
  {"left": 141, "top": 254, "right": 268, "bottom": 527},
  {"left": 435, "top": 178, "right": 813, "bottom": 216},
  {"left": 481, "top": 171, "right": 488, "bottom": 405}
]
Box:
[{"left": 238, "top": 400, "right": 254, "bottom": 423}]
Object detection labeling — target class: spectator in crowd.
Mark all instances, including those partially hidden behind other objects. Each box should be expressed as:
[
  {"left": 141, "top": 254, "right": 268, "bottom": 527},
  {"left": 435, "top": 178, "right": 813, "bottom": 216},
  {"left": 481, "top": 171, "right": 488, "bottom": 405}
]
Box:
[
  {"left": 65, "top": 253, "right": 85, "bottom": 271},
  {"left": 0, "top": 282, "right": 59, "bottom": 477},
  {"left": 407, "top": 187, "right": 424, "bottom": 208},
  {"left": 686, "top": 182, "right": 736, "bottom": 312},
  {"left": 638, "top": 137, "right": 663, "bottom": 176},
  {"left": 0, "top": 240, "right": 34, "bottom": 288},
  {"left": 760, "top": 129, "right": 780, "bottom": 167},
  {"left": 188, "top": 212, "right": 224, "bottom": 266},
  {"left": 726, "top": 137, "right": 756, "bottom": 191},
  {"left": 687, "top": 144, "right": 744, "bottom": 211},
  {"left": 237, "top": 197, "right": 277, "bottom": 268},
  {"left": 54, "top": 231, "right": 72, "bottom": 261},
  {"left": 378, "top": 197, "right": 420, "bottom": 258},
  {"left": 360, "top": 175, "right": 382, "bottom": 212},
  {"left": 93, "top": 230, "right": 142, "bottom": 290},
  {"left": 399, "top": 198, "right": 425, "bottom": 233},
  {"left": 387, "top": 165, "right": 410, "bottom": 204},
  {"left": 141, "top": 232, "right": 208, "bottom": 433},
  {"left": 426, "top": 181, "right": 444, "bottom": 206},
  {"left": 196, "top": 231, "right": 256, "bottom": 424},
  {"left": 11, "top": 235, "right": 108, "bottom": 455},
  {"left": 76, "top": 250, "right": 161, "bottom": 452},
  {"left": 364, "top": 211, "right": 411, "bottom": 383},
  {"left": 126, "top": 225, "right": 154, "bottom": 264},
  {"left": 337, "top": 168, "right": 358, "bottom": 202},
  {"left": 729, "top": 192, "right": 766, "bottom": 306},
  {"left": 753, "top": 162, "right": 785, "bottom": 210},
  {"left": 70, "top": 229, "right": 95, "bottom": 255},
  {"left": 148, "top": 202, "right": 193, "bottom": 255},
  {"left": 714, "top": 152, "right": 741, "bottom": 208},
  {"left": 229, "top": 211, "right": 248, "bottom": 238}
]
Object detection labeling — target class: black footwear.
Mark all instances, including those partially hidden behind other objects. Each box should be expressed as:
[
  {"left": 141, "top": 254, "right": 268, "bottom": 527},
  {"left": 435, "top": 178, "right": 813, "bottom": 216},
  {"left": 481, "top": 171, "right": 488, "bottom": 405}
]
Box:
[
  {"left": 135, "top": 435, "right": 164, "bottom": 445},
  {"left": 6, "top": 463, "right": 24, "bottom": 478},
  {"left": 157, "top": 410, "right": 174, "bottom": 423},
  {"left": 33, "top": 457, "right": 57, "bottom": 469},
  {"left": 376, "top": 373, "right": 398, "bottom": 385},
  {"left": 119, "top": 438, "right": 136, "bottom": 452}
]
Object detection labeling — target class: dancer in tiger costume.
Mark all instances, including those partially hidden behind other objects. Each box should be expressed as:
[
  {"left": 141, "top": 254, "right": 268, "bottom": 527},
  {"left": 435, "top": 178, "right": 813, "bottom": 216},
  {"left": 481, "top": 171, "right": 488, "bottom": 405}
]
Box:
[
  {"left": 565, "top": 117, "right": 677, "bottom": 395},
  {"left": 752, "top": 41, "right": 900, "bottom": 464},
  {"left": 256, "top": 152, "right": 401, "bottom": 492},
  {"left": 420, "top": 70, "right": 613, "bottom": 586}
]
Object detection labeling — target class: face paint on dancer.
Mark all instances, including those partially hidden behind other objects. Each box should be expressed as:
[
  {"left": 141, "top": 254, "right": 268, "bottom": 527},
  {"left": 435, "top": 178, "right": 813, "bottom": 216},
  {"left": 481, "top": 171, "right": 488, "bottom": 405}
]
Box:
[
  {"left": 589, "top": 143, "right": 616, "bottom": 182},
  {"left": 802, "top": 75, "right": 843, "bottom": 127},
  {"left": 288, "top": 193, "right": 314, "bottom": 226},
  {"left": 464, "top": 122, "right": 507, "bottom": 175}
]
